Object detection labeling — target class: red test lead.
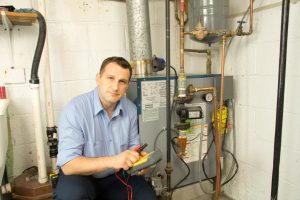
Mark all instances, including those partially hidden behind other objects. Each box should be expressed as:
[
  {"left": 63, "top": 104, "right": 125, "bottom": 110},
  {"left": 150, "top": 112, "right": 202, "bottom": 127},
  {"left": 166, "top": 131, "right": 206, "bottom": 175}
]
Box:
[
  {"left": 133, "top": 145, "right": 141, "bottom": 152},
  {"left": 137, "top": 143, "right": 148, "bottom": 154}
]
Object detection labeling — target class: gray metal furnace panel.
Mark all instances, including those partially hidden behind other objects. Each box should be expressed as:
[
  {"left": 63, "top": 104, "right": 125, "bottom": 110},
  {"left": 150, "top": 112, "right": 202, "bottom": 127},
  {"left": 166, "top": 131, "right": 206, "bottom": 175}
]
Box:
[{"left": 127, "top": 74, "right": 233, "bottom": 187}]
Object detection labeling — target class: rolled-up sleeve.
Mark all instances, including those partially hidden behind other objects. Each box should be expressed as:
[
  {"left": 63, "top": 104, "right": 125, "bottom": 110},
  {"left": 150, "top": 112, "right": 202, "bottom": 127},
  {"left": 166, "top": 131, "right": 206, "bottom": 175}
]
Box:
[{"left": 57, "top": 104, "right": 84, "bottom": 167}]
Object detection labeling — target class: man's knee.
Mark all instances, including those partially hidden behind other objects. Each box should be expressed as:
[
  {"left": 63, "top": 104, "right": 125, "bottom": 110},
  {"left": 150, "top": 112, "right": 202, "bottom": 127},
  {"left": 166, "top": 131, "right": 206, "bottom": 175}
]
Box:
[
  {"left": 54, "top": 173, "right": 96, "bottom": 200},
  {"left": 130, "top": 176, "right": 157, "bottom": 200}
]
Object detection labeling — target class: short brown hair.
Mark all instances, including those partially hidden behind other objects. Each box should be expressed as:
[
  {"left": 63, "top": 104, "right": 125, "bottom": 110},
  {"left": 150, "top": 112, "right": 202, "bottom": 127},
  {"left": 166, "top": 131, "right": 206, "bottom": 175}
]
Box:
[{"left": 100, "top": 57, "right": 132, "bottom": 80}]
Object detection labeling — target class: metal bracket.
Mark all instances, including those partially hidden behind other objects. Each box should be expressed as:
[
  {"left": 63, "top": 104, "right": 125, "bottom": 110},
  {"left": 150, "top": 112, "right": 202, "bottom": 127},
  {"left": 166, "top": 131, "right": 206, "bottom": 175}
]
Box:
[
  {"left": 1, "top": 11, "right": 13, "bottom": 30},
  {"left": 1, "top": 11, "right": 14, "bottom": 68}
]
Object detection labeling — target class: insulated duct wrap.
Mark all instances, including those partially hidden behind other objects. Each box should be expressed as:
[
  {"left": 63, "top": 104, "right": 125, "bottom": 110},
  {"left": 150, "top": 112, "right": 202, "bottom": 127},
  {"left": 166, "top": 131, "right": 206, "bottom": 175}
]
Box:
[{"left": 126, "top": 0, "right": 153, "bottom": 76}]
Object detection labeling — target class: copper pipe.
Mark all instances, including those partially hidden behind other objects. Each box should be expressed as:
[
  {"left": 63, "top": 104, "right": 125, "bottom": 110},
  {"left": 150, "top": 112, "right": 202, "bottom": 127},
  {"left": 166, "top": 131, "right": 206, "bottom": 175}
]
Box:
[
  {"left": 185, "top": 30, "right": 235, "bottom": 200},
  {"left": 184, "top": 49, "right": 208, "bottom": 54},
  {"left": 210, "top": 35, "right": 227, "bottom": 200},
  {"left": 245, "top": 0, "right": 254, "bottom": 35},
  {"left": 179, "top": 0, "right": 185, "bottom": 73},
  {"left": 177, "top": 0, "right": 187, "bottom": 97},
  {"left": 184, "top": 49, "right": 211, "bottom": 74},
  {"left": 188, "top": 36, "right": 229, "bottom": 200},
  {"left": 185, "top": 30, "right": 235, "bottom": 40},
  {"left": 207, "top": 50, "right": 211, "bottom": 75},
  {"left": 174, "top": 0, "right": 180, "bottom": 23},
  {"left": 184, "top": 32, "right": 193, "bottom": 36},
  {"left": 175, "top": 0, "right": 188, "bottom": 25},
  {"left": 237, "top": 0, "right": 253, "bottom": 36}
]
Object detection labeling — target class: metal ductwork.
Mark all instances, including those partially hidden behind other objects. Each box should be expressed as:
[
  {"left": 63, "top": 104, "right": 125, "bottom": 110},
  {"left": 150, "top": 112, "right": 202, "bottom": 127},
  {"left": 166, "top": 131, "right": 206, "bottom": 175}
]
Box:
[{"left": 126, "top": 0, "right": 153, "bottom": 76}]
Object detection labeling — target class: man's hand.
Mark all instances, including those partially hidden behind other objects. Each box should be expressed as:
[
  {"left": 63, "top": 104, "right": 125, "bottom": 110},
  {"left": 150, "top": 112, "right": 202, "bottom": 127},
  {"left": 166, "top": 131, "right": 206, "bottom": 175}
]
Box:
[
  {"left": 136, "top": 151, "right": 150, "bottom": 175},
  {"left": 113, "top": 149, "right": 140, "bottom": 170}
]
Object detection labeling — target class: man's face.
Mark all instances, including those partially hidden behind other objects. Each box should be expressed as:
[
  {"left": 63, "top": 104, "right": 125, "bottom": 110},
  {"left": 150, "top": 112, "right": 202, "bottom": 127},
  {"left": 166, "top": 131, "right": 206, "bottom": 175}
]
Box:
[{"left": 96, "top": 62, "right": 130, "bottom": 108}]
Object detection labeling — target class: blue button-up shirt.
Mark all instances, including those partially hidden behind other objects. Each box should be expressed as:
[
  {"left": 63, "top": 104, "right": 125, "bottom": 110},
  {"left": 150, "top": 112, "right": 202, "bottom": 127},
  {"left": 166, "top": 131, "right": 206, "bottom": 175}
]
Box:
[{"left": 57, "top": 87, "right": 140, "bottom": 178}]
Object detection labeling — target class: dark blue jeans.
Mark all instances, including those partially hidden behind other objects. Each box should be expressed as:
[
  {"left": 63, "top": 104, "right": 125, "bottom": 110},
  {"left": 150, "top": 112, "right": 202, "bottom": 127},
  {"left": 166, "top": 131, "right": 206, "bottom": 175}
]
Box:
[{"left": 53, "top": 171, "right": 157, "bottom": 200}]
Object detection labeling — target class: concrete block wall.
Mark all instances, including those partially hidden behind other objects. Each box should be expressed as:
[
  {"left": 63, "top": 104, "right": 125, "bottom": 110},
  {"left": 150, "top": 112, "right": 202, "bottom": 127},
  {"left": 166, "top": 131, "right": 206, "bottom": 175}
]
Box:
[
  {"left": 2, "top": 0, "right": 299, "bottom": 199},
  {"left": 223, "top": 0, "right": 300, "bottom": 199}
]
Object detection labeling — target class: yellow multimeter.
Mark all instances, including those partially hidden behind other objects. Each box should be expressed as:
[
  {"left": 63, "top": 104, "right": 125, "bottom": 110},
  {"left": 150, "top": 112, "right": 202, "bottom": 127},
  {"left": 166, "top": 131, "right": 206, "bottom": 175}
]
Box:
[{"left": 127, "top": 149, "right": 162, "bottom": 175}]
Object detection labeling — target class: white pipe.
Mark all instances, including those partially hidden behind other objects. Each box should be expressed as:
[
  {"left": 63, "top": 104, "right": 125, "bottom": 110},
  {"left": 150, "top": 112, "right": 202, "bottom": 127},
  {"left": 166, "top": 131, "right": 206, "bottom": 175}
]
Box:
[
  {"left": 1, "top": 183, "right": 12, "bottom": 195},
  {"left": 35, "top": 0, "right": 55, "bottom": 128},
  {"left": 30, "top": 84, "right": 47, "bottom": 184},
  {"left": 33, "top": 0, "right": 58, "bottom": 173}
]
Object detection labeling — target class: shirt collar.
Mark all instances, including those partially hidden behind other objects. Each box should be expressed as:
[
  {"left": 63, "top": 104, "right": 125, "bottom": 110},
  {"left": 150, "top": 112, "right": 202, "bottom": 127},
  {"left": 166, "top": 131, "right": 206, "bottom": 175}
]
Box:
[{"left": 93, "top": 87, "right": 124, "bottom": 116}]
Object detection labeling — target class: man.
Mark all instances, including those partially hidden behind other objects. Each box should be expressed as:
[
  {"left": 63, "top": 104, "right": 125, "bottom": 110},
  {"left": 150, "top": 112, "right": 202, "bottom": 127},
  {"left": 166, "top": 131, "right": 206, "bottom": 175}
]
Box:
[{"left": 54, "top": 57, "right": 157, "bottom": 200}]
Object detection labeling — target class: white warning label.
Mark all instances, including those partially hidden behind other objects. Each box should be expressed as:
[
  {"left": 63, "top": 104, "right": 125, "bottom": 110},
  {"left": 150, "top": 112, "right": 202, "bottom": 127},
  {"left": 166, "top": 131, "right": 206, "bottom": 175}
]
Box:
[{"left": 141, "top": 80, "right": 174, "bottom": 121}]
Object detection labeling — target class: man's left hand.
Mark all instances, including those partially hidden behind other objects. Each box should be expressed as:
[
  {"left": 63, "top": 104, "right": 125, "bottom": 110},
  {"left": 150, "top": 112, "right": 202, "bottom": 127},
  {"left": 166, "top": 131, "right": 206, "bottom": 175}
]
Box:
[{"left": 136, "top": 151, "right": 150, "bottom": 176}]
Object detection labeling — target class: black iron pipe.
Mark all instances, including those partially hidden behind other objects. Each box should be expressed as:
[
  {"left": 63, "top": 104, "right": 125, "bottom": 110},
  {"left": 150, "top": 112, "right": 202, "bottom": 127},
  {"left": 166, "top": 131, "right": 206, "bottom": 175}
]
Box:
[
  {"left": 30, "top": 10, "right": 46, "bottom": 84},
  {"left": 270, "top": 0, "right": 290, "bottom": 199},
  {"left": 165, "top": 0, "right": 172, "bottom": 194}
]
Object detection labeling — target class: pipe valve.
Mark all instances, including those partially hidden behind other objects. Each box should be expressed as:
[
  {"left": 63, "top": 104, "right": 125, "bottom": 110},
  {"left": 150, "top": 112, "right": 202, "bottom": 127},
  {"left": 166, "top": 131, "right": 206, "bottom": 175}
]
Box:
[{"left": 236, "top": 20, "right": 246, "bottom": 36}]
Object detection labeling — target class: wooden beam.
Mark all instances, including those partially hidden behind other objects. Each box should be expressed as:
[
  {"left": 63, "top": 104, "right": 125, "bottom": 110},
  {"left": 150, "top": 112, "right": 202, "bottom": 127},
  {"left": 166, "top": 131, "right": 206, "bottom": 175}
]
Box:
[{"left": 0, "top": 11, "right": 37, "bottom": 26}]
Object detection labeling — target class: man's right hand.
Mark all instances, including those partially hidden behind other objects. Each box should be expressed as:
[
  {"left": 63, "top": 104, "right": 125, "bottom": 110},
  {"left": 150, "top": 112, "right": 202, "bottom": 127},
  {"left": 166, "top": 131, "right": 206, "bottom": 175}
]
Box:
[{"left": 113, "top": 150, "right": 140, "bottom": 170}]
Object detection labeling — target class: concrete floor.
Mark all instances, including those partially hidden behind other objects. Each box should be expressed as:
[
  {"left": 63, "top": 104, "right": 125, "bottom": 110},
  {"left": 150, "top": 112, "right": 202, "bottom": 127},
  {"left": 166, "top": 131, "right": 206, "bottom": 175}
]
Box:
[{"left": 172, "top": 182, "right": 233, "bottom": 200}]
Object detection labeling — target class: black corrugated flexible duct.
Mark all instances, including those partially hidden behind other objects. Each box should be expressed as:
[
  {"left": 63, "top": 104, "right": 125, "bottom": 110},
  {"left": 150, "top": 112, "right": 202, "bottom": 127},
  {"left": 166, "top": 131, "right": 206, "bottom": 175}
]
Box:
[{"left": 30, "top": 10, "right": 46, "bottom": 84}]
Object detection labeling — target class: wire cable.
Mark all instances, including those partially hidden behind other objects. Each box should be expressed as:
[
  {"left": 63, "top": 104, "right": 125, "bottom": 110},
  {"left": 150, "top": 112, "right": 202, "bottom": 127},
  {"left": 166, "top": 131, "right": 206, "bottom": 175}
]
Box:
[
  {"left": 170, "top": 137, "right": 191, "bottom": 198},
  {"left": 170, "top": 65, "right": 178, "bottom": 118},
  {"left": 198, "top": 121, "right": 215, "bottom": 194},
  {"left": 220, "top": 105, "right": 239, "bottom": 185},
  {"left": 201, "top": 126, "right": 215, "bottom": 184},
  {"left": 151, "top": 128, "right": 178, "bottom": 177},
  {"left": 115, "top": 171, "right": 132, "bottom": 200},
  {"left": 154, "top": 129, "right": 178, "bottom": 151},
  {"left": 201, "top": 121, "right": 238, "bottom": 187}
]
